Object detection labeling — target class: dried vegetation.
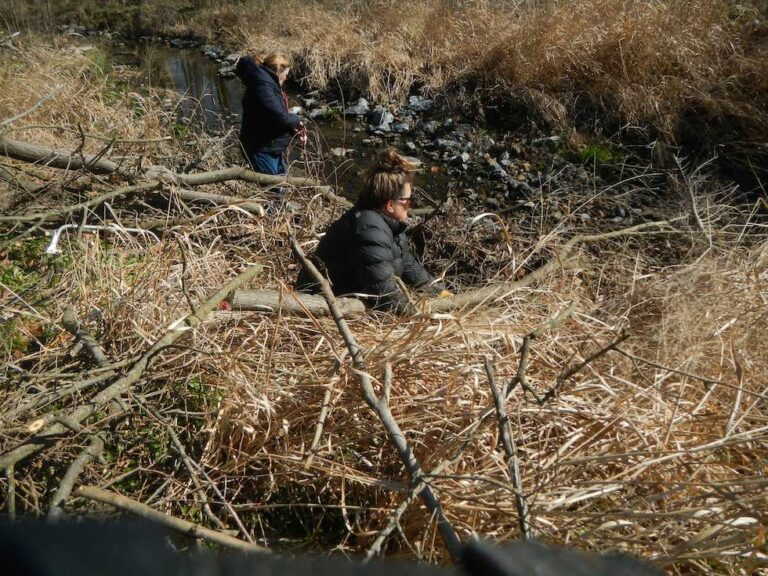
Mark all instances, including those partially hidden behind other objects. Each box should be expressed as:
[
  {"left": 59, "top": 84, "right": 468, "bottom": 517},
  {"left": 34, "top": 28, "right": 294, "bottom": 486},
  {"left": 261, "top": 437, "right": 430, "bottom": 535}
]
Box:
[{"left": 0, "top": 11, "right": 767, "bottom": 576}]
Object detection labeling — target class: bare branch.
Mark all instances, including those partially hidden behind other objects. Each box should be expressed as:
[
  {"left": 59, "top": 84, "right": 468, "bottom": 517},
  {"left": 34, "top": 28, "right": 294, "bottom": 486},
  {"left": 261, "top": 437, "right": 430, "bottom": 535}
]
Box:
[
  {"left": 485, "top": 358, "right": 532, "bottom": 540},
  {"left": 48, "top": 434, "right": 105, "bottom": 519},
  {"left": 73, "top": 486, "right": 265, "bottom": 553}
]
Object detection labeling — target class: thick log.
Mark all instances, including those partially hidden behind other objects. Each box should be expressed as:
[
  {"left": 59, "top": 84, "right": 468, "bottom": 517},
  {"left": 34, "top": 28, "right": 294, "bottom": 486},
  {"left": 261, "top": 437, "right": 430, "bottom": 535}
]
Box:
[
  {"left": 229, "top": 289, "right": 365, "bottom": 317},
  {"left": 0, "top": 136, "right": 123, "bottom": 174},
  {"left": 0, "top": 136, "right": 329, "bottom": 189}
]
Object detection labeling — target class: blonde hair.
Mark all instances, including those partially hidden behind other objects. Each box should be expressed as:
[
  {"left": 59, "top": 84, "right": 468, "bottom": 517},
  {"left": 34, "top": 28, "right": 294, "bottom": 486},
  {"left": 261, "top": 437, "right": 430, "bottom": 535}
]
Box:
[
  {"left": 261, "top": 52, "right": 291, "bottom": 74},
  {"left": 358, "top": 148, "right": 417, "bottom": 209}
]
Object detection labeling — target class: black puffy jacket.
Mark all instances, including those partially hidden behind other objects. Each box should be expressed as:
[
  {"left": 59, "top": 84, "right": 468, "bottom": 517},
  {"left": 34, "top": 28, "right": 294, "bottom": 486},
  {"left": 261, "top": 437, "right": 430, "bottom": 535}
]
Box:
[
  {"left": 236, "top": 56, "right": 301, "bottom": 154},
  {"left": 296, "top": 207, "right": 438, "bottom": 313}
]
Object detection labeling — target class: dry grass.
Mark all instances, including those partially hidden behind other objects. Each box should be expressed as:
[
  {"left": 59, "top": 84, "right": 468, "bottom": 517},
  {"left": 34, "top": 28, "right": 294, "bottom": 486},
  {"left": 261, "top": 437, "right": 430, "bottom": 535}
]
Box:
[
  {"left": 3, "top": 0, "right": 766, "bottom": 150},
  {"left": 1, "top": 25, "right": 768, "bottom": 576}
]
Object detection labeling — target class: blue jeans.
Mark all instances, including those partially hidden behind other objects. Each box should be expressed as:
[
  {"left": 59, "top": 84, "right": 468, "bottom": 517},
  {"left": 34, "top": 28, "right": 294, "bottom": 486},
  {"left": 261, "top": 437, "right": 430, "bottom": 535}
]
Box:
[{"left": 247, "top": 150, "right": 286, "bottom": 176}]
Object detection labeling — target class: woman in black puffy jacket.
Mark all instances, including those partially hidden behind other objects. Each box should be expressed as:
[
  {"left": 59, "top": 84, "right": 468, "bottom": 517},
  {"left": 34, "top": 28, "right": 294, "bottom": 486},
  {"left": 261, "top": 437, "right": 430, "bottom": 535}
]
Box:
[
  {"left": 236, "top": 53, "right": 306, "bottom": 175},
  {"left": 296, "top": 148, "right": 446, "bottom": 314}
]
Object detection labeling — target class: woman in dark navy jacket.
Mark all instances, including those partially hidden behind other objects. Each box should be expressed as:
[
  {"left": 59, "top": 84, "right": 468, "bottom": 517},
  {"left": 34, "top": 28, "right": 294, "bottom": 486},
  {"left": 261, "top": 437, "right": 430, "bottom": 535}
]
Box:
[{"left": 236, "top": 53, "right": 306, "bottom": 175}]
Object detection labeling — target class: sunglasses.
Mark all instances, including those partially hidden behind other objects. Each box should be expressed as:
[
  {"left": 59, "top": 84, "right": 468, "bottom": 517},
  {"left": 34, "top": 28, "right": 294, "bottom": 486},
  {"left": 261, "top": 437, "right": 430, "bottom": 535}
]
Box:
[{"left": 395, "top": 196, "right": 414, "bottom": 207}]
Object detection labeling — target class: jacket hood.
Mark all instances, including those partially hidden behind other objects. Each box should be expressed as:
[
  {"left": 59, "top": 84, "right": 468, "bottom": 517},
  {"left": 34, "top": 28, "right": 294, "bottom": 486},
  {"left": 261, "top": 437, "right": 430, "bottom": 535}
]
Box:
[{"left": 235, "top": 56, "right": 279, "bottom": 88}]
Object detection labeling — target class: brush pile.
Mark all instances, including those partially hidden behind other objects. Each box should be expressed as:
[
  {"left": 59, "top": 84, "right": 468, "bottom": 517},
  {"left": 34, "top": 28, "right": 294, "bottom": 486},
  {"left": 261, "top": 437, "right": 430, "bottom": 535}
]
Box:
[{"left": 1, "top": 35, "right": 767, "bottom": 576}]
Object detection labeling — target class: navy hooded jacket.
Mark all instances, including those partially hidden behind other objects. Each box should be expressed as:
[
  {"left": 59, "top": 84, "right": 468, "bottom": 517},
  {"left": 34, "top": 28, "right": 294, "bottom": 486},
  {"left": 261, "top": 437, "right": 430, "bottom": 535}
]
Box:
[
  {"left": 295, "top": 207, "right": 439, "bottom": 314},
  {"left": 236, "top": 56, "right": 301, "bottom": 155}
]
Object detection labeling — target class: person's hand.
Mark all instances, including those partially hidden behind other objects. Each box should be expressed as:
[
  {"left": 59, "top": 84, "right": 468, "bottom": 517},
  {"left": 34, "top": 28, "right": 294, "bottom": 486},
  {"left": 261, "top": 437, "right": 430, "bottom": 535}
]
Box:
[{"left": 296, "top": 121, "right": 308, "bottom": 145}]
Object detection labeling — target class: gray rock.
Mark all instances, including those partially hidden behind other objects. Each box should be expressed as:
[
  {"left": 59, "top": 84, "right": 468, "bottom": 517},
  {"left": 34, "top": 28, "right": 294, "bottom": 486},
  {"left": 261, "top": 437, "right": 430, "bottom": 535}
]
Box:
[
  {"left": 612, "top": 205, "right": 628, "bottom": 218},
  {"left": 422, "top": 120, "right": 440, "bottom": 135},
  {"left": 487, "top": 158, "right": 509, "bottom": 180},
  {"left": 309, "top": 106, "right": 336, "bottom": 120},
  {"left": 405, "top": 141, "right": 418, "bottom": 151},
  {"left": 533, "top": 135, "right": 561, "bottom": 145},
  {"left": 393, "top": 122, "right": 411, "bottom": 134},
  {"left": 451, "top": 152, "right": 471, "bottom": 166},
  {"left": 408, "top": 95, "right": 433, "bottom": 112},
  {"left": 437, "top": 138, "right": 461, "bottom": 151},
  {"left": 344, "top": 98, "right": 370, "bottom": 116},
  {"left": 301, "top": 97, "right": 318, "bottom": 109},
  {"left": 218, "top": 64, "right": 236, "bottom": 78},
  {"left": 579, "top": 212, "right": 592, "bottom": 222},
  {"left": 443, "top": 117, "right": 455, "bottom": 129},
  {"left": 368, "top": 106, "right": 394, "bottom": 131}
]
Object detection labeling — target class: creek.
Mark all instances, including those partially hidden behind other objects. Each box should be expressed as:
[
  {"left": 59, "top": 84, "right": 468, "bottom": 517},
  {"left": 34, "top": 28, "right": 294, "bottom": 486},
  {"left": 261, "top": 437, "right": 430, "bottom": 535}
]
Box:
[{"left": 108, "top": 40, "right": 467, "bottom": 204}]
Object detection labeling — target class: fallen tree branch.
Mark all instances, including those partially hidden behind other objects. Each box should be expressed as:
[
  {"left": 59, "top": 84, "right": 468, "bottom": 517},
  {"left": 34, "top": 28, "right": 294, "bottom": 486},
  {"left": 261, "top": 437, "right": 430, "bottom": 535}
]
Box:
[
  {"left": 133, "top": 395, "right": 227, "bottom": 533},
  {"left": 0, "top": 180, "right": 163, "bottom": 223},
  {"left": 73, "top": 485, "right": 265, "bottom": 552},
  {"left": 0, "top": 264, "right": 263, "bottom": 470},
  {"left": 48, "top": 434, "right": 105, "bottom": 520},
  {"left": 61, "top": 306, "right": 111, "bottom": 369},
  {"left": 172, "top": 189, "right": 264, "bottom": 216},
  {"left": 428, "top": 219, "right": 684, "bottom": 313},
  {"left": 305, "top": 351, "right": 347, "bottom": 470},
  {"left": 0, "top": 135, "right": 124, "bottom": 174},
  {"left": 484, "top": 358, "right": 532, "bottom": 541},
  {"left": 364, "top": 457, "right": 454, "bottom": 562},
  {"left": 229, "top": 289, "right": 365, "bottom": 317},
  {"left": 5, "top": 465, "right": 15, "bottom": 520},
  {"left": 290, "top": 236, "right": 463, "bottom": 562},
  {"left": 0, "top": 136, "right": 328, "bottom": 189}
]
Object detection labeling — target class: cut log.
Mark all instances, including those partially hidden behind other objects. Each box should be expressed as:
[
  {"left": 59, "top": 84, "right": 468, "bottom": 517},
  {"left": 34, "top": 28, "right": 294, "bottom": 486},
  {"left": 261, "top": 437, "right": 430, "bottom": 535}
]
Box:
[
  {"left": 229, "top": 289, "right": 365, "bottom": 317},
  {"left": 0, "top": 136, "right": 122, "bottom": 174}
]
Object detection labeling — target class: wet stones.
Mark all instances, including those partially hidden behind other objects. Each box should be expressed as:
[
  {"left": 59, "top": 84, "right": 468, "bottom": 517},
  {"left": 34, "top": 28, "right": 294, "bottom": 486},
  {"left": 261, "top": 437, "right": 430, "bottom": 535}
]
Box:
[
  {"left": 343, "top": 98, "right": 370, "bottom": 116},
  {"left": 368, "top": 106, "right": 394, "bottom": 131}
]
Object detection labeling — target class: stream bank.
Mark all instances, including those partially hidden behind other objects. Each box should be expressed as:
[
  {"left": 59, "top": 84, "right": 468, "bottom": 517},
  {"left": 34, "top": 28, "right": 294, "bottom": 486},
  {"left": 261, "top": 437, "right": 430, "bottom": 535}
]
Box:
[{"left": 101, "top": 33, "right": 674, "bottom": 228}]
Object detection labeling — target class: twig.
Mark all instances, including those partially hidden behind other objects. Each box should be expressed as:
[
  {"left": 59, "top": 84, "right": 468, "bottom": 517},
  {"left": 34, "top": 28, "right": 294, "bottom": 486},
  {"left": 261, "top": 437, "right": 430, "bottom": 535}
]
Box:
[
  {"left": 675, "top": 155, "right": 712, "bottom": 251},
  {"left": 61, "top": 306, "right": 111, "bottom": 369},
  {"left": 484, "top": 358, "right": 532, "bottom": 540},
  {"left": 48, "top": 434, "right": 105, "bottom": 519},
  {"left": 0, "top": 264, "right": 263, "bottom": 470},
  {"left": 364, "top": 458, "right": 454, "bottom": 562},
  {"left": 0, "top": 85, "right": 63, "bottom": 128},
  {"left": 73, "top": 485, "right": 265, "bottom": 552},
  {"left": 132, "top": 394, "right": 228, "bottom": 533},
  {"left": 305, "top": 351, "right": 348, "bottom": 469},
  {"left": 538, "top": 331, "right": 630, "bottom": 404},
  {"left": 5, "top": 465, "right": 15, "bottom": 520},
  {"left": 613, "top": 348, "right": 767, "bottom": 400},
  {"left": 508, "top": 302, "right": 578, "bottom": 403},
  {"left": 290, "top": 236, "right": 463, "bottom": 562}
]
